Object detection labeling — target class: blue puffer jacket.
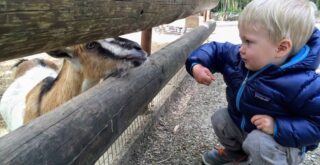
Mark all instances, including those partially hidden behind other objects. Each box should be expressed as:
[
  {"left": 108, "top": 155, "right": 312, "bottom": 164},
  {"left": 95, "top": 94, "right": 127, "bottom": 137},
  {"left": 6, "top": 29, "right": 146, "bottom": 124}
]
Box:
[{"left": 186, "top": 28, "right": 320, "bottom": 151}]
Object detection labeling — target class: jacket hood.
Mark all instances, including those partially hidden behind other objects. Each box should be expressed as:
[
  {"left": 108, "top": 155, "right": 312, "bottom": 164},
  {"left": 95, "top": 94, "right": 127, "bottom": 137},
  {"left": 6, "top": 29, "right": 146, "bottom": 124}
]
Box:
[{"left": 279, "top": 28, "right": 320, "bottom": 72}]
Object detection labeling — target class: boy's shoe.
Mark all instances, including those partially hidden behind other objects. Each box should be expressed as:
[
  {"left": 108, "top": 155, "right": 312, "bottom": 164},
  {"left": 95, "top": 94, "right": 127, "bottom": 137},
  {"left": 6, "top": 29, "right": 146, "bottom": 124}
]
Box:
[{"left": 202, "top": 147, "right": 248, "bottom": 165}]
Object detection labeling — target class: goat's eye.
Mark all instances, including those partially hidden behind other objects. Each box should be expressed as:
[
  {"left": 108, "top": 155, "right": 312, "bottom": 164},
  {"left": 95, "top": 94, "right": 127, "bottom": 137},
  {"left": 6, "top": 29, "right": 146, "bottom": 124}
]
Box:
[
  {"left": 133, "top": 46, "right": 142, "bottom": 50},
  {"left": 86, "top": 42, "right": 98, "bottom": 49}
]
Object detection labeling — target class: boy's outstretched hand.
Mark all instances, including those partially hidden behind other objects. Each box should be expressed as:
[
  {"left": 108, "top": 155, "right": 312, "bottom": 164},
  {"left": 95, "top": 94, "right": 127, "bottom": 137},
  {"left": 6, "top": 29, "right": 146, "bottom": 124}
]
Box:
[
  {"left": 251, "top": 115, "right": 274, "bottom": 135},
  {"left": 192, "top": 64, "right": 215, "bottom": 86}
]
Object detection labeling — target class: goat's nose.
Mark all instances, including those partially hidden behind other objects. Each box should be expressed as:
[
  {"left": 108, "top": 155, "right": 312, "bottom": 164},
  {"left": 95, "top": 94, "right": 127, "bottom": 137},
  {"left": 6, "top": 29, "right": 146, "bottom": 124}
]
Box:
[
  {"left": 133, "top": 56, "right": 147, "bottom": 67},
  {"left": 133, "top": 60, "right": 142, "bottom": 67}
]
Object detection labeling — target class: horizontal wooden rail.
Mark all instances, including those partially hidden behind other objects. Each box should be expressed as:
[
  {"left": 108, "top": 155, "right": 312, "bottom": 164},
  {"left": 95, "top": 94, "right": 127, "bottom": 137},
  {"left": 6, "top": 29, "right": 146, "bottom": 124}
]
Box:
[
  {"left": 0, "top": 0, "right": 219, "bottom": 62},
  {"left": 0, "top": 21, "right": 216, "bottom": 165}
]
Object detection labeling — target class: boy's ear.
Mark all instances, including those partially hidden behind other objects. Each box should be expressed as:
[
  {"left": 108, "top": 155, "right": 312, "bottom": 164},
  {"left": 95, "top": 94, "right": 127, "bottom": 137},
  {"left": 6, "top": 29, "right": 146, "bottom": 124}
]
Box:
[{"left": 276, "top": 39, "right": 292, "bottom": 58}]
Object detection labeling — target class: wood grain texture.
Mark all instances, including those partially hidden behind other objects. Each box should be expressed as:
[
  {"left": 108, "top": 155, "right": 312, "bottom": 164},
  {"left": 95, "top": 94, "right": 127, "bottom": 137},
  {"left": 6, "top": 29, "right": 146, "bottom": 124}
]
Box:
[
  {"left": 0, "top": 21, "right": 216, "bottom": 165},
  {"left": 0, "top": 0, "right": 219, "bottom": 61}
]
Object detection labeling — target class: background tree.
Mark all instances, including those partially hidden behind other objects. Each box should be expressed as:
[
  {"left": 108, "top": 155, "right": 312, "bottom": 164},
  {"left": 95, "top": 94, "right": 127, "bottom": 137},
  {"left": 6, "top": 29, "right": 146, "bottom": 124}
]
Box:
[
  {"left": 211, "top": 0, "right": 320, "bottom": 21},
  {"left": 213, "top": 0, "right": 320, "bottom": 13}
]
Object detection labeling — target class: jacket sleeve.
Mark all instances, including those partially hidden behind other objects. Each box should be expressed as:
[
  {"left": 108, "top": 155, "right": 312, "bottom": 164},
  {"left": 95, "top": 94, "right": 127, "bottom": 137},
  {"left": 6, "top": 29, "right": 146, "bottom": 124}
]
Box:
[
  {"left": 274, "top": 76, "right": 320, "bottom": 148},
  {"left": 185, "top": 41, "right": 240, "bottom": 76},
  {"left": 274, "top": 116, "right": 320, "bottom": 148}
]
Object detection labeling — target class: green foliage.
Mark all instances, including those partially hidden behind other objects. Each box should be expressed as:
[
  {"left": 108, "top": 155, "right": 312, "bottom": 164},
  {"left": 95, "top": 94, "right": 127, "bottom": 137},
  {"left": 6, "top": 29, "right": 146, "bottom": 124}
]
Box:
[
  {"left": 212, "top": 0, "right": 252, "bottom": 13},
  {"left": 213, "top": 0, "right": 320, "bottom": 13},
  {"left": 311, "top": 0, "right": 320, "bottom": 9}
]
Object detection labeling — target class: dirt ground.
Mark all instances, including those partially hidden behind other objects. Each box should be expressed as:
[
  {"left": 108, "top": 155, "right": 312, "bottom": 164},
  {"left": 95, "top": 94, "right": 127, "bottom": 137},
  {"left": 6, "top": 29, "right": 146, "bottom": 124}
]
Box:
[
  {"left": 123, "top": 74, "right": 320, "bottom": 165},
  {"left": 123, "top": 74, "right": 226, "bottom": 165}
]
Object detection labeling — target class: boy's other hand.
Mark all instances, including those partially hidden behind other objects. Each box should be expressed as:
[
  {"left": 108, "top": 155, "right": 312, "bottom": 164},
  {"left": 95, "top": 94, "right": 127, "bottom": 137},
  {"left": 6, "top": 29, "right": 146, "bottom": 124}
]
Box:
[
  {"left": 192, "top": 64, "right": 215, "bottom": 86},
  {"left": 251, "top": 115, "right": 274, "bottom": 135}
]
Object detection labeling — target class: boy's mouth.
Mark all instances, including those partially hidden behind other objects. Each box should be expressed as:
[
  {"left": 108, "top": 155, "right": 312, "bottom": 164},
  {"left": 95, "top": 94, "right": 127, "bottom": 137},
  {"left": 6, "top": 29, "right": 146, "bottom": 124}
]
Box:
[{"left": 242, "top": 58, "right": 247, "bottom": 63}]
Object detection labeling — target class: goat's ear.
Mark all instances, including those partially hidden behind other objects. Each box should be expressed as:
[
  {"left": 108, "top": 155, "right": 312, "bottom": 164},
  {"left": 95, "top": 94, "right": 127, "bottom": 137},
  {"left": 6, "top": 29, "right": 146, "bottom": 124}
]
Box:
[{"left": 47, "top": 47, "right": 73, "bottom": 58}]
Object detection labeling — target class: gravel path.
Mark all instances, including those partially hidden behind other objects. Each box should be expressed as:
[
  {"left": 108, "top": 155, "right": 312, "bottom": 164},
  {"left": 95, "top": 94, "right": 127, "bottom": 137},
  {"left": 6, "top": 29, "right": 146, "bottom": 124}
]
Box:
[{"left": 125, "top": 74, "right": 226, "bottom": 165}]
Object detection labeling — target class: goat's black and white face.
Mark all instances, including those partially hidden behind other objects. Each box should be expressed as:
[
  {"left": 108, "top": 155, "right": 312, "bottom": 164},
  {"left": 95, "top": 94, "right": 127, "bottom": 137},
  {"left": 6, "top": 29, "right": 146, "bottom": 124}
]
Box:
[
  {"left": 47, "top": 37, "right": 147, "bottom": 80},
  {"left": 97, "top": 37, "right": 147, "bottom": 67}
]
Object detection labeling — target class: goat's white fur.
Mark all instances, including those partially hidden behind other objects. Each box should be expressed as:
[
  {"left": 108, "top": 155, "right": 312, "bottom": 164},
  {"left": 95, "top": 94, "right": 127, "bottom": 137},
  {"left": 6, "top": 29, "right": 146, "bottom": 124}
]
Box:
[
  {"left": 0, "top": 65, "right": 57, "bottom": 131},
  {"left": 98, "top": 40, "right": 144, "bottom": 58}
]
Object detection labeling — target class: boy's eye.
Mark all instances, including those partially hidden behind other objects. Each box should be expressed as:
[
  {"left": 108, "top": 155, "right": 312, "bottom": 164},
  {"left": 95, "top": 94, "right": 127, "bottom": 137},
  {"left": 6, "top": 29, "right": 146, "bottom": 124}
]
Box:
[{"left": 242, "top": 39, "right": 252, "bottom": 46}]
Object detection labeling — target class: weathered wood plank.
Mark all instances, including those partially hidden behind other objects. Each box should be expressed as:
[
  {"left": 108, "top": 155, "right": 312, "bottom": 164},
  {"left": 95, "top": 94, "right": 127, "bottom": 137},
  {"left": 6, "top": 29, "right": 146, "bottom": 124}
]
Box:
[
  {"left": 0, "top": 0, "right": 219, "bottom": 61},
  {"left": 0, "top": 21, "right": 216, "bottom": 165}
]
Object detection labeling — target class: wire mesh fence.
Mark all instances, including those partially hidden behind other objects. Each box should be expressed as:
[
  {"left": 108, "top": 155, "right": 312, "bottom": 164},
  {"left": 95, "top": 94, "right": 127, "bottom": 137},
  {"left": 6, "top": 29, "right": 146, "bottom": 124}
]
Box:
[{"left": 95, "top": 67, "right": 187, "bottom": 165}]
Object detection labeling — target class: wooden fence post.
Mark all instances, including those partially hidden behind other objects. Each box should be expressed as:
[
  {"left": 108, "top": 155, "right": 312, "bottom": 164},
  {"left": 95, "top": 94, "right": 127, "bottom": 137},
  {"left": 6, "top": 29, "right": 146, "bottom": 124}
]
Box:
[{"left": 141, "top": 29, "right": 152, "bottom": 55}]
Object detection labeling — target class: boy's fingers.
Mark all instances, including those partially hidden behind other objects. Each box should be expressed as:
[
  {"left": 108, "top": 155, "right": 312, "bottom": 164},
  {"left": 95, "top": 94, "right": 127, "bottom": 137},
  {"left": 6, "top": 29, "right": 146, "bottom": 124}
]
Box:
[
  {"left": 193, "top": 66, "right": 214, "bottom": 86},
  {"left": 202, "top": 79, "right": 212, "bottom": 86},
  {"left": 252, "top": 119, "right": 263, "bottom": 126},
  {"left": 201, "top": 75, "right": 214, "bottom": 85},
  {"left": 251, "top": 115, "right": 265, "bottom": 123},
  {"left": 204, "top": 69, "right": 215, "bottom": 80},
  {"left": 256, "top": 125, "right": 263, "bottom": 129},
  {"left": 209, "top": 74, "right": 215, "bottom": 80},
  {"left": 251, "top": 115, "right": 260, "bottom": 123},
  {"left": 197, "top": 79, "right": 210, "bottom": 86}
]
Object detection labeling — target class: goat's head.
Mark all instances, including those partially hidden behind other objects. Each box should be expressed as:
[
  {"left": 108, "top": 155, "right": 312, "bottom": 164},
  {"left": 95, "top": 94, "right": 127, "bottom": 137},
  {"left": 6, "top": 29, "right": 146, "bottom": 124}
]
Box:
[
  {"left": 47, "top": 37, "right": 147, "bottom": 81},
  {"left": 47, "top": 37, "right": 147, "bottom": 91}
]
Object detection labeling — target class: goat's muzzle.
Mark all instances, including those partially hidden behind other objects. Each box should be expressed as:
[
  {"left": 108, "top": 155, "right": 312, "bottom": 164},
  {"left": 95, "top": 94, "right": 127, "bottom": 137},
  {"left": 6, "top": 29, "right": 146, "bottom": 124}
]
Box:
[{"left": 131, "top": 56, "right": 147, "bottom": 67}]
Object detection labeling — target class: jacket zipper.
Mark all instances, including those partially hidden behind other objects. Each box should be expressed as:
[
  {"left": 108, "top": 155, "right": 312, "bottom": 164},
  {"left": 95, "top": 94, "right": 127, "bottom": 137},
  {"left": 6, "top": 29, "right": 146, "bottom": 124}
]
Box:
[
  {"left": 236, "top": 72, "right": 249, "bottom": 131},
  {"left": 235, "top": 64, "right": 272, "bottom": 131}
]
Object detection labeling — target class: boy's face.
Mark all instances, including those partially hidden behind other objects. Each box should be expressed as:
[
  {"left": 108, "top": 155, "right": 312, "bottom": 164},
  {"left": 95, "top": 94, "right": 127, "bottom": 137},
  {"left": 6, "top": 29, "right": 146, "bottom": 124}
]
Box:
[{"left": 238, "top": 25, "right": 279, "bottom": 71}]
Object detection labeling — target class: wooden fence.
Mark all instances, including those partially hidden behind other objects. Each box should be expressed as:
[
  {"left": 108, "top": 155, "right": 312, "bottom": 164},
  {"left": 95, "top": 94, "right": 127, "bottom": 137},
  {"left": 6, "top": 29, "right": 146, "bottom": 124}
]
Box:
[{"left": 0, "top": 0, "right": 218, "bottom": 164}]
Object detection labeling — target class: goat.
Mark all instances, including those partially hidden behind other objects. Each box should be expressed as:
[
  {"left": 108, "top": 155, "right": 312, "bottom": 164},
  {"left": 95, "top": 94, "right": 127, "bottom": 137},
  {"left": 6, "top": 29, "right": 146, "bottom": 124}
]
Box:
[{"left": 0, "top": 37, "right": 147, "bottom": 131}]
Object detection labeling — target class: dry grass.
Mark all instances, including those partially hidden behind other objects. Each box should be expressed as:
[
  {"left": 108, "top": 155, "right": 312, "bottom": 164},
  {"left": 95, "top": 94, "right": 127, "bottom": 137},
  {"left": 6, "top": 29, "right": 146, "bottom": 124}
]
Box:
[{"left": 0, "top": 59, "right": 20, "bottom": 135}]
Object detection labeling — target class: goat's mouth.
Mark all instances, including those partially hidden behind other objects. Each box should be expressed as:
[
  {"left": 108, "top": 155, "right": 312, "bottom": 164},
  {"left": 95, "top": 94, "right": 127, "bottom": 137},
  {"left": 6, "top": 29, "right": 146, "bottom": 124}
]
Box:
[
  {"left": 105, "top": 68, "right": 128, "bottom": 79},
  {"left": 129, "top": 56, "right": 147, "bottom": 67},
  {"left": 121, "top": 55, "right": 147, "bottom": 67},
  {"left": 104, "top": 56, "right": 146, "bottom": 80}
]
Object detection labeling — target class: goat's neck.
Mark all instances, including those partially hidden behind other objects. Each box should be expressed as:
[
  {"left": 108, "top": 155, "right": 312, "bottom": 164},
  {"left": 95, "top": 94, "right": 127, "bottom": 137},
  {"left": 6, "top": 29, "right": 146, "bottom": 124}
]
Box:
[{"left": 40, "top": 60, "right": 84, "bottom": 112}]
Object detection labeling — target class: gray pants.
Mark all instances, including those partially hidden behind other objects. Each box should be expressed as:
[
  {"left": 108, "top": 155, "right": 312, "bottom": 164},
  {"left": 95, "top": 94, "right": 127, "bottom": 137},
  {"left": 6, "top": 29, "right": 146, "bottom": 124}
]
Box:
[{"left": 212, "top": 109, "right": 304, "bottom": 165}]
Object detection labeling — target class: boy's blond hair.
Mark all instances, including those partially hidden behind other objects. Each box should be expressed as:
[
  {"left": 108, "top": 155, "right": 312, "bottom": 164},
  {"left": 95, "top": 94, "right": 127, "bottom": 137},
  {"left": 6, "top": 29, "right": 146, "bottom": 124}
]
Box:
[{"left": 238, "top": 0, "right": 317, "bottom": 54}]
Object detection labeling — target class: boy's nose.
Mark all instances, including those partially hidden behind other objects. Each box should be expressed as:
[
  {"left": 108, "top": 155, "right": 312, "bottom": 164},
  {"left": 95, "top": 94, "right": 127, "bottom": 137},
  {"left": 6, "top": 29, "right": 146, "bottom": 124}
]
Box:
[{"left": 239, "top": 45, "right": 245, "bottom": 55}]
